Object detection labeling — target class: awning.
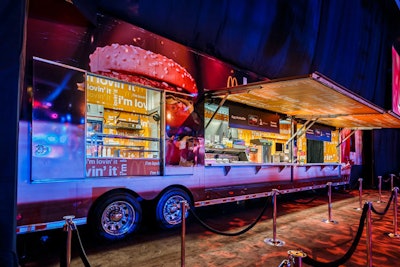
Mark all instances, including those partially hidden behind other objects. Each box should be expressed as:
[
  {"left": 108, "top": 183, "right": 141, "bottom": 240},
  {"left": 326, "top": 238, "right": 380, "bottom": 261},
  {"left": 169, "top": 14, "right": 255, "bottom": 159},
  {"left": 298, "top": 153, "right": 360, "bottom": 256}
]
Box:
[{"left": 208, "top": 72, "right": 400, "bottom": 129}]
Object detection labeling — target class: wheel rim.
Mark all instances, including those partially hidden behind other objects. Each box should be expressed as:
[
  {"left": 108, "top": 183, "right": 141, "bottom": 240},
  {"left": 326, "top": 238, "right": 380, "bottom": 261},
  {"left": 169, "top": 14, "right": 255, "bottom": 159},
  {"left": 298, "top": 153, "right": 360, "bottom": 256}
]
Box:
[
  {"left": 162, "top": 195, "right": 187, "bottom": 225},
  {"left": 101, "top": 201, "right": 136, "bottom": 236}
]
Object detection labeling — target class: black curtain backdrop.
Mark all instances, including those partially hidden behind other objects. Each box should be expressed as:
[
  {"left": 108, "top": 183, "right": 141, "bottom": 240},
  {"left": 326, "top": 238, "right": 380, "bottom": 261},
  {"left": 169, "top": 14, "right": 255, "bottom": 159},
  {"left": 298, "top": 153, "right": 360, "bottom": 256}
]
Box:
[
  {"left": 373, "top": 129, "right": 400, "bottom": 183},
  {"left": 89, "top": 0, "right": 397, "bottom": 106},
  {"left": 0, "top": 0, "right": 25, "bottom": 266}
]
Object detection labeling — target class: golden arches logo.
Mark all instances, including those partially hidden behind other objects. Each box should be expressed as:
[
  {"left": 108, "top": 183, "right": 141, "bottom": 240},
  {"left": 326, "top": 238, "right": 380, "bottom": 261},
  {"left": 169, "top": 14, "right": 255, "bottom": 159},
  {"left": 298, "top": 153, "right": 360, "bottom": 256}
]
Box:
[{"left": 227, "top": 76, "right": 238, "bottom": 88}]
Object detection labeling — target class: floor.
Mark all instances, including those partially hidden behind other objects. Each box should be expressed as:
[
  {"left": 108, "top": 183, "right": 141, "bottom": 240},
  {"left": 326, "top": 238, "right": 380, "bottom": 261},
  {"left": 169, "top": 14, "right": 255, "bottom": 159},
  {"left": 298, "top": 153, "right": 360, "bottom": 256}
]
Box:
[{"left": 19, "top": 188, "right": 400, "bottom": 267}]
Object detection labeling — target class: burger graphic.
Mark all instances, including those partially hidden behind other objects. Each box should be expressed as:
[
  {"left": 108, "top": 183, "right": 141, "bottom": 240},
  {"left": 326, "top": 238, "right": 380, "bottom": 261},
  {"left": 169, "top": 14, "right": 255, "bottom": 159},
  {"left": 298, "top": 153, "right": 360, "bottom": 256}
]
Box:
[
  {"left": 89, "top": 43, "right": 197, "bottom": 95},
  {"left": 89, "top": 43, "right": 198, "bottom": 131}
]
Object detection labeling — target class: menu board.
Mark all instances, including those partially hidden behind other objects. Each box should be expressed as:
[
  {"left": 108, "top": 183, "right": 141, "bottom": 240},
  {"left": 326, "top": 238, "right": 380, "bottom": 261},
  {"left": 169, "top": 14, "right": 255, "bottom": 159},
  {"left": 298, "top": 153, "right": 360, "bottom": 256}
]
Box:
[
  {"left": 226, "top": 102, "right": 280, "bottom": 133},
  {"left": 305, "top": 127, "right": 332, "bottom": 142}
]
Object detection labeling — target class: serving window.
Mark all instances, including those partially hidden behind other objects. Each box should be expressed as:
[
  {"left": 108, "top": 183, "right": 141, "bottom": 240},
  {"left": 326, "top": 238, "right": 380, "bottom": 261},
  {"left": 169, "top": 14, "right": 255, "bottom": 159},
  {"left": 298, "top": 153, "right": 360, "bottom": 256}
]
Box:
[
  {"left": 204, "top": 102, "right": 290, "bottom": 164},
  {"left": 86, "top": 73, "right": 161, "bottom": 176}
]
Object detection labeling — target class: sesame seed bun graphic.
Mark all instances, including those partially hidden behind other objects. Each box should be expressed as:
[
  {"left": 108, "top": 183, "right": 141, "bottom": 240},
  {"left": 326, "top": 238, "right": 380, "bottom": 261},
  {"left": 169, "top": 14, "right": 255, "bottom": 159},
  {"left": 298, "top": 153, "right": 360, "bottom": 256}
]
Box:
[{"left": 89, "top": 43, "right": 198, "bottom": 95}]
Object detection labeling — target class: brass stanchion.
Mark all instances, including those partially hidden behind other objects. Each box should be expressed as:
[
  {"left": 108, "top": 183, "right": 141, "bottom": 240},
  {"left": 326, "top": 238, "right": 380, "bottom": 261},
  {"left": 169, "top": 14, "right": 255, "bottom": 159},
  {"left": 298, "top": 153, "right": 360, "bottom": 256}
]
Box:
[
  {"left": 322, "top": 182, "right": 338, "bottom": 224},
  {"left": 63, "top": 215, "right": 76, "bottom": 267},
  {"left": 366, "top": 202, "right": 373, "bottom": 267},
  {"left": 180, "top": 200, "right": 189, "bottom": 267},
  {"left": 388, "top": 187, "right": 400, "bottom": 238},
  {"left": 376, "top": 176, "right": 385, "bottom": 203},
  {"left": 264, "top": 189, "right": 285, "bottom": 247},
  {"left": 354, "top": 178, "right": 363, "bottom": 211}
]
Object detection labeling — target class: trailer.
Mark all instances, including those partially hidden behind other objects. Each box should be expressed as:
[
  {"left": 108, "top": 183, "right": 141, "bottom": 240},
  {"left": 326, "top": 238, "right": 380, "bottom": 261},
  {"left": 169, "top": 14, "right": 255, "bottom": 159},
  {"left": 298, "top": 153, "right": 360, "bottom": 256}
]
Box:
[{"left": 17, "top": 3, "right": 400, "bottom": 241}]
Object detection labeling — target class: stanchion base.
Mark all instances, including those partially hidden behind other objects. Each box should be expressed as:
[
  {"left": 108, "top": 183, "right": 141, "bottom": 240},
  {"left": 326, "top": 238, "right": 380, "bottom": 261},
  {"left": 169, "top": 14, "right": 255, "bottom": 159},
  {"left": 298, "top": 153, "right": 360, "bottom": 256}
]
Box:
[
  {"left": 288, "top": 250, "right": 307, "bottom": 258},
  {"left": 322, "top": 219, "right": 338, "bottom": 224},
  {"left": 264, "top": 237, "right": 285, "bottom": 247},
  {"left": 387, "top": 233, "right": 400, "bottom": 238}
]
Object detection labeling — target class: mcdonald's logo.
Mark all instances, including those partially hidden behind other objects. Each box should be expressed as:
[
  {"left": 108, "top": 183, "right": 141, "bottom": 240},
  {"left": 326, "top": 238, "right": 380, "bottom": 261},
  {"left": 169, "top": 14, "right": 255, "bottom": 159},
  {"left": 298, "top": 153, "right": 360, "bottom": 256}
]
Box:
[{"left": 227, "top": 76, "right": 238, "bottom": 88}]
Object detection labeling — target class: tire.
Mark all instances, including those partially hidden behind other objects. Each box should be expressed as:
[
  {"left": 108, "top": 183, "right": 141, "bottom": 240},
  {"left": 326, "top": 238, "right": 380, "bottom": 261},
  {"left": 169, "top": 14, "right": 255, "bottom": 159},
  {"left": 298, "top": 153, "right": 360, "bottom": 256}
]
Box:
[
  {"left": 89, "top": 192, "right": 142, "bottom": 241},
  {"left": 155, "top": 188, "right": 191, "bottom": 229}
]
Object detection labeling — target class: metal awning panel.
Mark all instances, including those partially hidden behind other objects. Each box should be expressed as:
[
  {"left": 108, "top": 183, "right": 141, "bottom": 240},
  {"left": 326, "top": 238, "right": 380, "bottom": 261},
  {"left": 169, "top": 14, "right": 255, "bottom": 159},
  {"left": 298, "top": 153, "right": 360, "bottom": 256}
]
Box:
[
  {"left": 316, "top": 112, "right": 400, "bottom": 129},
  {"left": 209, "top": 72, "right": 400, "bottom": 129}
]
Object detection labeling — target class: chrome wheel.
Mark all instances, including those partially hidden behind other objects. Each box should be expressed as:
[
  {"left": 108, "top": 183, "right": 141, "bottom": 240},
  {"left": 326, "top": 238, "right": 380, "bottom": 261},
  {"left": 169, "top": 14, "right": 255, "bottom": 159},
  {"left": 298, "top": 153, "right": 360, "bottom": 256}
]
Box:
[
  {"left": 156, "top": 188, "right": 190, "bottom": 229},
  {"left": 89, "top": 193, "right": 142, "bottom": 241},
  {"left": 101, "top": 201, "right": 136, "bottom": 236},
  {"left": 162, "top": 195, "right": 186, "bottom": 225}
]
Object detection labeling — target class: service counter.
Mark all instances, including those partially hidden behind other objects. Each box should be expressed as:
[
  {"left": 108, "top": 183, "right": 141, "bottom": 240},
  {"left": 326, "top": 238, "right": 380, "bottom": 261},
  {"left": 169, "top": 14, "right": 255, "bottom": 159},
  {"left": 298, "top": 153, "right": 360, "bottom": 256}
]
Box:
[
  {"left": 202, "top": 161, "right": 348, "bottom": 204},
  {"left": 204, "top": 161, "right": 343, "bottom": 182}
]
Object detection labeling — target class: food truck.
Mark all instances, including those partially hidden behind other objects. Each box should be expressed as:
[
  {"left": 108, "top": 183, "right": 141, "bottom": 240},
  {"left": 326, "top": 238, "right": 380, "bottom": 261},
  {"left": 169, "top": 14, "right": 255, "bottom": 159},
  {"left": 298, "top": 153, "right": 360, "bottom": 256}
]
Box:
[{"left": 17, "top": 3, "right": 400, "bottom": 241}]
